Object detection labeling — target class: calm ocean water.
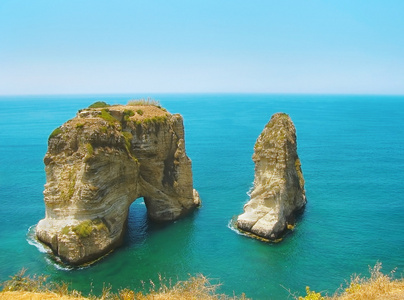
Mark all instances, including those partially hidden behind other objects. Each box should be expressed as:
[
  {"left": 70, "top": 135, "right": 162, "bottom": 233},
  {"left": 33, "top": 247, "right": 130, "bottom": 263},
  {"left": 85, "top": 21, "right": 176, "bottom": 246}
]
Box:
[{"left": 0, "top": 94, "right": 403, "bottom": 299}]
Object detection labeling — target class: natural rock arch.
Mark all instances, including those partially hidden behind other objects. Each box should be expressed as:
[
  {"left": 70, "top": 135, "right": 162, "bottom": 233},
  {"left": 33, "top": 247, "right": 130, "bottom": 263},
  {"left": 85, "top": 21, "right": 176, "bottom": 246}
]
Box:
[{"left": 36, "top": 104, "right": 200, "bottom": 265}]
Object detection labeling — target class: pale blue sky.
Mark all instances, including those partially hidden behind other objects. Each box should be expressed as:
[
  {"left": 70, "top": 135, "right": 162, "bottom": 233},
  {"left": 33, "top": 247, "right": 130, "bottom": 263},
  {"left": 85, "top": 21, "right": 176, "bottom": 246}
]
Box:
[{"left": 1, "top": 0, "right": 403, "bottom": 95}]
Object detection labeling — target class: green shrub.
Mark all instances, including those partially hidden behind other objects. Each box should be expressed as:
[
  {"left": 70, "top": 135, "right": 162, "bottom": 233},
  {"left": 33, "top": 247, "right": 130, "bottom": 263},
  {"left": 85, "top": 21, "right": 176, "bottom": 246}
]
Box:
[
  {"left": 143, "top": 118, "right": 152, "bottom": 124},
  {"left": 60, "top": 218, "right": 108, "bottom": 238},
  {"left": 99, "top": 109, "right": 117, "bottom": 123},
  {"left": 61, "top": 226, "right": 70, "bottom": 235},
  {"left": 153, "top": 115, "right": 168, "bottom": 123},
  {"left": 122, "top": 131, "right": 133, "bottom": 142},
  {"left": 72, "top": 220, "right": 93, "bottom": 238},
  {"left": 122, "top": 131, "right": 133, "bottom": 153},
  {"left": 123, "top": 109, "right": 135, "bottom": 122},
  {"left": 93, "top": 218, "right": 108, "bottom": 232},
  {"left": 67, "top": 179, "right": 75, "bottom": 200},
  {"left": 85, "top": 143, "right": 93, "bottom": 156},
  {"left": 133, "top": 120, "right": 142, "bottom": 126},
  {"left": 298, "top": 286, "right": 325, "bottom": 300},
  {"left": 75, "top": 123, "right": 84, "bottom": 129},
  {"left": 265, "top": 121, "right": 274, "bottom": 129},
  {"left": 88, "top": 101, "right": 110, "bottom": 108},
  {"left": 123, "top": 109, "right": 135, "bottom": 117},
  {"left": 67, "top": 169, "right": 76, "bottom": 200},
  {"left": 0, "top": 269, "right": 50, "bottom": 293},
  {"left": 84, "top": 143, "right": 94, "bottom": 162},
  {"left": 136, "top": 109, "right": 144, "bottom": 115},
  {"left": 143, "top": 115, "right": 168, "bottom": 125},
  {"left": 49, "top": 127, "right": 62, "bottom": 139}
]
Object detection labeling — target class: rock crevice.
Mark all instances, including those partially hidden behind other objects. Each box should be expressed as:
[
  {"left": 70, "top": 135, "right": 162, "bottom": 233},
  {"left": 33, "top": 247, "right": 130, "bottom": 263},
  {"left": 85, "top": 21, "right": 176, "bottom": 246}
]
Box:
[{"left": 36, "top": 104, "right": 201, "bottom": 265}]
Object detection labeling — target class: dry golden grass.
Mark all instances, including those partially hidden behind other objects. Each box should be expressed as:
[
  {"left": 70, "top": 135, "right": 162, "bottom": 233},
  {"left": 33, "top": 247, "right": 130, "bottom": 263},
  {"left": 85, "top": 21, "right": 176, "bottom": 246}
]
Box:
[
  {"left": 298, "top": 263, "right": 404, "bottom": 300},
  {"left": 131, "top": 274, "right": 248, "bottom": 300},
  {"left": 127, "top": 99, "right": 161, "bottom": 107},
  {"left": 2, "top": 263, "right": 403, "bottom": 300},
  {"left": 0, "top": 291, "right": 86, "bottom": 299},
  {"left": 331, "top": 263, "right": 404, "bottom": 300},
  {"left": 0, "top": 272, "right": 247, "bottom": 300}
]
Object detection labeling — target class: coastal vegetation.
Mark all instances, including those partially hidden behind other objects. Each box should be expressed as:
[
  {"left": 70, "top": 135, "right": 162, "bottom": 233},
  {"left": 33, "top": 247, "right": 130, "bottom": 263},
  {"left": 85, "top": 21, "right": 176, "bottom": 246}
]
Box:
[
  {"left": 0, "top": 271, "right": 248, "bottom": 300},
  {"left": 61, "top": 219, "right": 108, "bottom": 238},
  {"left": 142, "top": 115, "right": 168, "bottom": 124},
  {"left": 82, "top": 102, "right": 168, "bottom": 129},
  {"left": 49, "top": 127, "right": 62, "bottom": 140},
  {"left": 1, "top": 263, "right": 403, "bottom": 299},
  {"left": 71, "top": 220, "right": 94, "bottom": 238},
  {"left": 58, "top": 167, "right": 77, "bottom": 203},
  {"left": 297, "top": 262, "right": 403, "bottom": 300},
  {"left": 122, "top": 131, "right": 133, "bottom": 154},
  {"left": 127, "top": 98, "right": 161, "bottom": 107},
  {"left": 123, "top": 109, "right": 135, "bottom": 122},
  {"left": 88, "top": 101, "right": 110, "bottom": 108},
  {"left": 100, "top": 109, "right": 118, "bottom": 124},
  {"left": 85, "top": 143, "right": 94, "bottom": 159},
  {"left": 66, "top": 170, "right": 76, "bottom": 201}
]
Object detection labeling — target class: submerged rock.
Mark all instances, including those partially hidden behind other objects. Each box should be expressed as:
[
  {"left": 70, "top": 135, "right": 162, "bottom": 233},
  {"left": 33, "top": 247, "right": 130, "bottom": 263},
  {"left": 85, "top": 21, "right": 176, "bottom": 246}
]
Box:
[
  {"left": 36, "top": 103, "right": 201, "bottom": 265},
  {"left": 237, "top": 113, "right": 306, "bottom": 240}
]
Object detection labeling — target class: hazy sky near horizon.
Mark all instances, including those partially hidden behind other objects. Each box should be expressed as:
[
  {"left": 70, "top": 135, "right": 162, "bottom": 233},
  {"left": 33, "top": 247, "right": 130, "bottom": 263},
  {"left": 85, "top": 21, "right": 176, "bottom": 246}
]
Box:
[{"left": 1, "top": 0, "right": 403, "bottom": 95}]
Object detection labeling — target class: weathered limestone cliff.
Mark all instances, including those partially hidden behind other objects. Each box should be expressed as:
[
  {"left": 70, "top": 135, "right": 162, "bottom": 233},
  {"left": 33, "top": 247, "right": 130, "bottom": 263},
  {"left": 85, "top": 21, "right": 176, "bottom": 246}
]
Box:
[
  {"left": 237, "top": 113, "right": 306, "bottom": 240},
  {"left": 36, "top": 102, "right": 201, "bottom": 265}
]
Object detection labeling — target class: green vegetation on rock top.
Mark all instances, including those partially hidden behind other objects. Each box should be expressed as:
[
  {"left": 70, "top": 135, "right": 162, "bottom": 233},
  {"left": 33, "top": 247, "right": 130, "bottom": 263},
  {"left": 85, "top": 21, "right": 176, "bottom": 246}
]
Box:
[
  {"left": 88, "top": 101, "right": 110, "bottom": 108},
  {"left": 99, "top": 109, "right": 118, "bottom": 124},
  {"left": 143, "top": 115, "right": 168, "bottom": 124},
  {"left": 49, "top": 127, "right": 62, "bottom": 140}
]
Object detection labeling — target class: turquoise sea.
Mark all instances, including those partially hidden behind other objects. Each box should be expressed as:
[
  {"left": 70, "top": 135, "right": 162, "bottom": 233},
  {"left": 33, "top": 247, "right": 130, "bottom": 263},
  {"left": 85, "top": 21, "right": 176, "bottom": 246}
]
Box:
[{"left": 0, "top": 94, "right": 403, "bottom": 299}]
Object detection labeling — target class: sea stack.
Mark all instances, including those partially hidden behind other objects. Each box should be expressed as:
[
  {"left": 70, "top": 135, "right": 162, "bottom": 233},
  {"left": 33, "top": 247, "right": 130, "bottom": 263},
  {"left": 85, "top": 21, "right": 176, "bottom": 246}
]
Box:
[
  {"left": 36, "top": 102, "right": 201, "bottom": 265},
  {"left": 237, "top": 113, "right": 306, "bottom": 241}
]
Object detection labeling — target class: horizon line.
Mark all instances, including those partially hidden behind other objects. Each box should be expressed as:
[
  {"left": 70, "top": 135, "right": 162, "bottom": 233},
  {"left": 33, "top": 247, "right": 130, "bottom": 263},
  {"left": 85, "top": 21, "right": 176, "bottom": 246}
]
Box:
[{"left": 1, "top": 92, "right": 404, "bottom": 98}]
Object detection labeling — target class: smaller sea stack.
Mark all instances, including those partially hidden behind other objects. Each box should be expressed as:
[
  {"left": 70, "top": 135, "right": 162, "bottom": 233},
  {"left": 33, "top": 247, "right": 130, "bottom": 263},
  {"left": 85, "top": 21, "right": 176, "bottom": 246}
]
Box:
[{"left": 237, "top": 113, "right": 306, "bottom": 240}]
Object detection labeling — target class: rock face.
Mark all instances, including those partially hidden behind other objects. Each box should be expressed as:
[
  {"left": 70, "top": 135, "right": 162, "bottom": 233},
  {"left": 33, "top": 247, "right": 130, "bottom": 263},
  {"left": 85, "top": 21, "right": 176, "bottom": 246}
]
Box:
[
  {"left": 237, "top": 113, "right": 306, "bottom": 240},
  {"left": 36, "top": 103, "right": 201, "bottom": 265}
]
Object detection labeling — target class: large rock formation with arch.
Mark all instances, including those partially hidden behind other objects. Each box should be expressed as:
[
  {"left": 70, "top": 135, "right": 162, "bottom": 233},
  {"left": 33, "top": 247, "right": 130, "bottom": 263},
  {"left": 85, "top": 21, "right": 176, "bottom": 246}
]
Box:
[{"left": 36, "top": 102, "right": 201, "bottom": 265}]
